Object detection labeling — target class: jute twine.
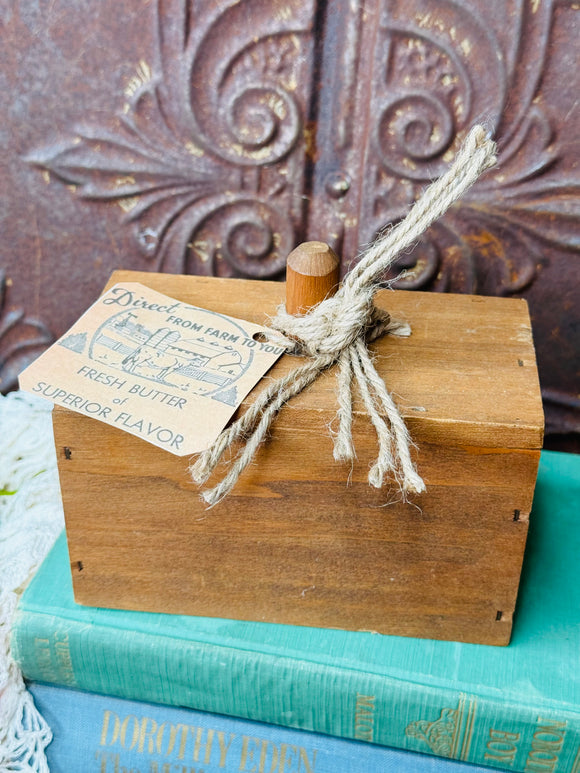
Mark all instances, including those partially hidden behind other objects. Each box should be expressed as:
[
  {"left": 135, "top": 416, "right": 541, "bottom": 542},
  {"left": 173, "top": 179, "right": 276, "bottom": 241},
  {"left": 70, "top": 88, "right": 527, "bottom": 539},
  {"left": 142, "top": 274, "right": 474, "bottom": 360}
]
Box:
[{"left": 191, "top": 125, "right": 497, "bottom": 506}]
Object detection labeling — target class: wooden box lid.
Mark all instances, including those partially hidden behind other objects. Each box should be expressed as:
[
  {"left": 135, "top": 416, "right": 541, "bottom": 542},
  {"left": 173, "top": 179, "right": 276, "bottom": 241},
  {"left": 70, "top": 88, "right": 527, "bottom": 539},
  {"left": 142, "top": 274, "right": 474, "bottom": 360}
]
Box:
[{"left": 104, "top": 270, "right": 544, "bottom": 452}]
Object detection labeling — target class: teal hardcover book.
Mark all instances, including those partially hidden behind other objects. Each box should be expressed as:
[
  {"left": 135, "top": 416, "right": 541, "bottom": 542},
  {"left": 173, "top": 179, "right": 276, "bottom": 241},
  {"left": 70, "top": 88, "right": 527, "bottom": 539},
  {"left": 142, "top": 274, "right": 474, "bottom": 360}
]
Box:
[{"left": 11, "top": 451, "right": 580, "bottom": 772}]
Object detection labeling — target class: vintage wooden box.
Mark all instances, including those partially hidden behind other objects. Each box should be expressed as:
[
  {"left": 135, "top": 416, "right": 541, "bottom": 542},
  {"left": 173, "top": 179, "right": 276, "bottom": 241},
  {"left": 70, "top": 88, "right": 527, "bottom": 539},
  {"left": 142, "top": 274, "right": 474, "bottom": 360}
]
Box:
[{"left": 53, "top": 269, "right": 544, "bottom": 645}]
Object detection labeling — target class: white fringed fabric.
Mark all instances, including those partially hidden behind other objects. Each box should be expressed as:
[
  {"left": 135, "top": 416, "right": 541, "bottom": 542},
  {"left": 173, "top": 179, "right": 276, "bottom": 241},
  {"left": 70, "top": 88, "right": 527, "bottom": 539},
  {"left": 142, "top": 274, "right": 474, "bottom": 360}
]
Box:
[{"left": 0, "top": 392, "right": 64, "bottom": 772}]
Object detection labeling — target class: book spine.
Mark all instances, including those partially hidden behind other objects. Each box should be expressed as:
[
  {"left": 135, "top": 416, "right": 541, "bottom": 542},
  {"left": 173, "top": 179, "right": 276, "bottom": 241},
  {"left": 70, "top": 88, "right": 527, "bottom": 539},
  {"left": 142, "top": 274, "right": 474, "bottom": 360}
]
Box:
[
  {"left": 29, "top": 682, "right": 495, "bottom": 773},
  {"left": 13, "top": 613, "right": 580, "bottom": 773}
]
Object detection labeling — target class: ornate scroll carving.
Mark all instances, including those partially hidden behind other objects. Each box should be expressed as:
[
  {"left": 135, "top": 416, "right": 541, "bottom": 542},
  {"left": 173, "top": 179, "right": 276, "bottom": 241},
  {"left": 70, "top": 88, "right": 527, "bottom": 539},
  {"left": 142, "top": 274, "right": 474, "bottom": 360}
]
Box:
[
  {"left": 360, "top": 0, "right": 579, "bottom": 297},
  {"left": 27, "top": 0, "right": 315, "bottom": 279},
  {"left": 0, "top": 270, "right": 54, "bottom": 394},
  {"left": 307, "top": 1, "right": 578, "bottom": 300},
  {"left": 16, "top": 0, "right": 580, "bottom": 434}
]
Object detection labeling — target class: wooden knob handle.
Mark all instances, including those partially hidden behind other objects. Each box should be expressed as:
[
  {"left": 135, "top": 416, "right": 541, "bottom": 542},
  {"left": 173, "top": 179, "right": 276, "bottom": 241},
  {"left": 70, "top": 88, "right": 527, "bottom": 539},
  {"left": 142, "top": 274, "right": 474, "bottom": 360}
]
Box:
[{"left": 285, "top": 241, "right": 340, "bottom": 315}]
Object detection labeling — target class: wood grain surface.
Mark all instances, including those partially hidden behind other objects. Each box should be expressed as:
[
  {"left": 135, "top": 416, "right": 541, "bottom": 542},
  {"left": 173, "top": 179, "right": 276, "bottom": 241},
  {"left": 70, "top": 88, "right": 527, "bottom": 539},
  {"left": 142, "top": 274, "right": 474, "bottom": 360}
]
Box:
[{"left": 54, "top": 271, "right": 544, "bottom": 645}]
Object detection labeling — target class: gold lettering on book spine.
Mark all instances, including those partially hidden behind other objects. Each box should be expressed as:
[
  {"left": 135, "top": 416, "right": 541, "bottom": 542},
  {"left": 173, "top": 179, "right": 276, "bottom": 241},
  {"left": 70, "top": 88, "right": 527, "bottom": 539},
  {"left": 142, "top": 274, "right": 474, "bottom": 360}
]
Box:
[
  {"left": 98, "top": 710, "right": 317, "bottom": 772},
  {"left": 571, "top": 744, "right": 580, "bottom": 773},
  {"left": 354, "top": 693, "right": 376, "bottom": 742},
  {"left": 524, "top": 718, "right": 567, "bottom": 773},
  {"left": 405, "top": 695, "right": 477, "bottom": 760},
  {"left": 32, "top": 633, "right": 77, "bottom": 686}
]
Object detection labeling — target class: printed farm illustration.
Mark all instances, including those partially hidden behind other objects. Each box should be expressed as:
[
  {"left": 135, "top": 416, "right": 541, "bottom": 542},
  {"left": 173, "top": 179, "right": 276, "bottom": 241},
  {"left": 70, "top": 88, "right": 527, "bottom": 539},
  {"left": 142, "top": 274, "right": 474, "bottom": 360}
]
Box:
[{"left": 70, "top": 310, "right": 252, "bottom": 404}]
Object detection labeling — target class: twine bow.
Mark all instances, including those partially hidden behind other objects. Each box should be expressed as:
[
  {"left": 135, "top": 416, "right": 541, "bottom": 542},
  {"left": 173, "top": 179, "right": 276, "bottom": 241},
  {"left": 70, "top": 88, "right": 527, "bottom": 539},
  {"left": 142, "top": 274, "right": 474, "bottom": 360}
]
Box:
[{"left": 191, "top": 125, "right": 497, "bottom": 506}]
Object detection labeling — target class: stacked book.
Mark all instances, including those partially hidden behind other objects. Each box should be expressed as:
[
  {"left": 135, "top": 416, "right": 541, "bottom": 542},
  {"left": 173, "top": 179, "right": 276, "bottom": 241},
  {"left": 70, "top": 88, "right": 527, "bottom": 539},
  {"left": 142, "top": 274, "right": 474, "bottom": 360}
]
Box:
[{"left": 5, "top": 392, "right": 580, "bottom": 772}]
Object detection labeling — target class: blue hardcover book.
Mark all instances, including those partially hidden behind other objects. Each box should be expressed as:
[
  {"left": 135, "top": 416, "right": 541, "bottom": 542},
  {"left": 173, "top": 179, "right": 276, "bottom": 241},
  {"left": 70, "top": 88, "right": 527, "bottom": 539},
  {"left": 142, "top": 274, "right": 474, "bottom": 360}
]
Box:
[{"left": 29, "top": 682, "right": 503, "bottom": 773}]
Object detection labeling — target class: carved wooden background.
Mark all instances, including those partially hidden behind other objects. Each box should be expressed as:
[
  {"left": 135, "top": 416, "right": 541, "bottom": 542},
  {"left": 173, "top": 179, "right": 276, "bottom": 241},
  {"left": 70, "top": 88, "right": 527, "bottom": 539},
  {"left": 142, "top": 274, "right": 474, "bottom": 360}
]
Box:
[{"left": 1, "top": 0, "right": 578, "bottom": 444}]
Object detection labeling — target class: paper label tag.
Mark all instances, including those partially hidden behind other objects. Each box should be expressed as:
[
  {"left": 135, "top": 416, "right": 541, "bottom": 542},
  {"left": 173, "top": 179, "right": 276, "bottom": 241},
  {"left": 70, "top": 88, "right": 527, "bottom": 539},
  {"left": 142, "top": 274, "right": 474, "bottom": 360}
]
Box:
[{"left": 19, "top": 283, "right": 285, "bottom": 455}]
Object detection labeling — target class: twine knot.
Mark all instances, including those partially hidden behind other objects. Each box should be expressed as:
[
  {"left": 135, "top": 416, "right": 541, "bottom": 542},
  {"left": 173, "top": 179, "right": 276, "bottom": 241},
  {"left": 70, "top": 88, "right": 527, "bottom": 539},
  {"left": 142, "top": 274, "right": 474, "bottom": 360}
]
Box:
[
  {"left": 190, "top": 126, "right": 497, "bottom": 506},
  {"left": 269, "top": 288, "right": 390, "bottom": 358}
]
